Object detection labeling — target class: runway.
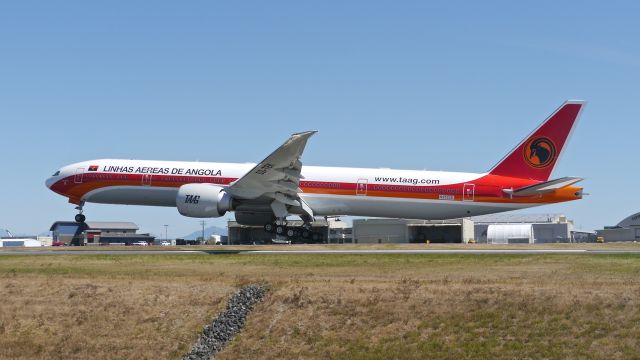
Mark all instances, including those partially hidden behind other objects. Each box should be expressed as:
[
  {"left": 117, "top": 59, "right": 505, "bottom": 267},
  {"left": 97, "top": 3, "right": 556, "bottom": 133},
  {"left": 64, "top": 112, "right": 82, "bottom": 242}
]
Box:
[{"left": 2, "top": 248, "right": 640, "bottom": 255}]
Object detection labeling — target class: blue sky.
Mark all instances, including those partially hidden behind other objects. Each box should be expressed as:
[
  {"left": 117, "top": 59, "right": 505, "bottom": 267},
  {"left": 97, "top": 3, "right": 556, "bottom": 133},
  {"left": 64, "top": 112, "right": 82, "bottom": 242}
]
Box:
[{"left": 1, "top": 1, "right": 638, "bottom": 237}]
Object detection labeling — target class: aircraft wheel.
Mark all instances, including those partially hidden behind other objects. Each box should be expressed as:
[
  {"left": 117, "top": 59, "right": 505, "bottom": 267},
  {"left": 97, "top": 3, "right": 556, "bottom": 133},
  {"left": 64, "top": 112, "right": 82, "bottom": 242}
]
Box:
[
  {"left": 75, "top": 214, "right": 86, "bottom": 223},
  {"left": 275, "top": 225, "right": 286, "bottom": 235},
  {"left": 286, "top": 228, "right": 296, "bottom": 238},
  {"left": 302, "top": 230, "right": 311, "bottom": 239},
  {"left": 264, "top": 223, "right": 275, "bottom": 233}
]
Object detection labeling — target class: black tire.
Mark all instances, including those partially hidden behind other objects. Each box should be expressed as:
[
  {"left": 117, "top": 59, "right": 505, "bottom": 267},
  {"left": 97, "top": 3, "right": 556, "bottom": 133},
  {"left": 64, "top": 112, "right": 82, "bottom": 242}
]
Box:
[
  {"left": 75, "top": 214, "right": 86, "bottom": 223},
  {"left": 286, "top": 228, "right": 296, "bottom": 238},
  {"left": 264, "top": 223, "right": 274, "bottom": 233},
  {"left": 275, "top": 225, "right": 286, "bottom": 235},
  {"left": 302, "top": 230, "right": 311, "bottom": 239}
]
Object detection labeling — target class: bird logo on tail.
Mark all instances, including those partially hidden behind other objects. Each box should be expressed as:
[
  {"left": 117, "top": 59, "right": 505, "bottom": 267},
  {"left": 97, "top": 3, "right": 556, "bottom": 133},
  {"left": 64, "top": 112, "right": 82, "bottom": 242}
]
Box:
[{"left": 523, "top": 136, "right": 556, "bottom": 168}]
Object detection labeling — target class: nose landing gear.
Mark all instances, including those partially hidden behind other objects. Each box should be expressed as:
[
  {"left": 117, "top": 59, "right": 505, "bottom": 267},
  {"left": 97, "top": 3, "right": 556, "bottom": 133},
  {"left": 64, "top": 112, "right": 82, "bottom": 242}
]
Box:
[{"left": 74, "top": 201, "right": 86, "bottom": 223}]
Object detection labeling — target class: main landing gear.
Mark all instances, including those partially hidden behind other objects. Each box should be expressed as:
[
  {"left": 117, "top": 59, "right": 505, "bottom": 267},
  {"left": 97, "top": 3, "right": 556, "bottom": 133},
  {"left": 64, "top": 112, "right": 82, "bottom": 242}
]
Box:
[
  {"left": 263, "top": 221, "right": 287, "bottom": 236},
  {"left": 263, "top": 219, "right": 322, "bottom": 242},
  {"left": 74, "top": 201, "right": 86, "bottom": 223}
]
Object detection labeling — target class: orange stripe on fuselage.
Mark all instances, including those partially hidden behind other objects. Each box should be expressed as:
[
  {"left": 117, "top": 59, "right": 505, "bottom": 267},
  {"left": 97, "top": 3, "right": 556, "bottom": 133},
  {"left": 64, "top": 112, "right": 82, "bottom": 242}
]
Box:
[
  {"left": 53, "top": 173, "right": 582, "bottom": 205},
  {"left": 300, "top": 187, "right": 581, "bottom": 204}
]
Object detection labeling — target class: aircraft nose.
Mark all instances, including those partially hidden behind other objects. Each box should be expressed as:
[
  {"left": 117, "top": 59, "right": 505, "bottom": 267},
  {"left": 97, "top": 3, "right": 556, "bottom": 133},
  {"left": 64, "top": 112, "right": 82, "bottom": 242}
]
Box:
[{"left": 45, "top": 177, "right": 56, "bottom": 189}]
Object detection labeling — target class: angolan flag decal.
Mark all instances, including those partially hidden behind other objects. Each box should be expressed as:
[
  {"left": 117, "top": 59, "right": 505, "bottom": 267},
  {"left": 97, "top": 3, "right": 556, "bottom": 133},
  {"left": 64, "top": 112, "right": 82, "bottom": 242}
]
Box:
[{"left": 88, "top": 165, "right": 99, "bottom": 172}]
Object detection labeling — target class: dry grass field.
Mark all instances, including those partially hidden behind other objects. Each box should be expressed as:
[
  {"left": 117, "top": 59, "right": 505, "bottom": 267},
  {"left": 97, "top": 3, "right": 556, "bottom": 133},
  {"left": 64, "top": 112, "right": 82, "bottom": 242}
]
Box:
[
  {"left": 10, "top": 242, "right": 640, "bottom": 251},
  {"left": 1, "top": 251, "right": 639, "bottom": 359}
]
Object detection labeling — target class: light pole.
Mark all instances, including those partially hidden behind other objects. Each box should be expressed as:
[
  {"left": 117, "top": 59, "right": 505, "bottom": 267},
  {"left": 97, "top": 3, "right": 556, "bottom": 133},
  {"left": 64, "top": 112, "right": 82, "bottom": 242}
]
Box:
[
  {"left": 164, "top": 224, "right": 168, "bottom": 241},
  {"left": 200, "top": 220, "right": 206, "bottom": 243}
]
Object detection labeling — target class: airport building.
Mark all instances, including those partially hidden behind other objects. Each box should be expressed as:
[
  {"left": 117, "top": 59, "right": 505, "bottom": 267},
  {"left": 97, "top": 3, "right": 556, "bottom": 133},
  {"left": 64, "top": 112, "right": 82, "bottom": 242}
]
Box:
[
  {"left": 352, "top": 218, "right": 474, "bottom": 244},
  {"left": 596, "top": 212, "right": 640, "bottom": 242},
  {"left": 349, "top": 214, "right": 576, "bottom": 244},
  {"left": 0, "top": 238, "right": 43, "bottom": 247},
  {"left": 471, "top": 213, "right": 573, "bottom": 244},
  {"left": 0, "top": 229, "right": 50, "bottom": 247},
  {"left": 0, "top": 235, "right": 51, "bottom": 247},
  {"left": 50, "top": 221, "right": 155, "bottom": 246},
  {"left": 327, "top": 219, "right": 353, "bottom": 244}
]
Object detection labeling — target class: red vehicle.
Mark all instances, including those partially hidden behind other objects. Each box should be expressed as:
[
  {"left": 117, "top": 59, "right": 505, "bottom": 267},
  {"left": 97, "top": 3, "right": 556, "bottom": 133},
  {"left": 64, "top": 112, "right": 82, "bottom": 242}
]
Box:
[{"left": 52, "top": 240, "right": 65, "bottom": 247}]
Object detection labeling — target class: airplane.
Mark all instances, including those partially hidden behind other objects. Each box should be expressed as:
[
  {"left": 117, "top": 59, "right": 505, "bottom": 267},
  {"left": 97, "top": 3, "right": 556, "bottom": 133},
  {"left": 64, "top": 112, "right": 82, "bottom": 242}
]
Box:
[{"left": 46, "top": 100, "right": 586, "bottom": 239}]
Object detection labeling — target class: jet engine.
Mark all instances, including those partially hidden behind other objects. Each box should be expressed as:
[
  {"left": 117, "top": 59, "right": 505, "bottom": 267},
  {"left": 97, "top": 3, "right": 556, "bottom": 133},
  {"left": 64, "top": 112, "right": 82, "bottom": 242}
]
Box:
[{"left": 176, "top": 184, "right": 232, "bottom": 218}]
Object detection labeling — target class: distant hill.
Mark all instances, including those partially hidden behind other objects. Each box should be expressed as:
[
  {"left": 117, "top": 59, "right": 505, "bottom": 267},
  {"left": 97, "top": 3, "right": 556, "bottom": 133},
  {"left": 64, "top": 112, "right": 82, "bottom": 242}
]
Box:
[{"left": 182, "top": 226, "right": 228, "bottom": 240}]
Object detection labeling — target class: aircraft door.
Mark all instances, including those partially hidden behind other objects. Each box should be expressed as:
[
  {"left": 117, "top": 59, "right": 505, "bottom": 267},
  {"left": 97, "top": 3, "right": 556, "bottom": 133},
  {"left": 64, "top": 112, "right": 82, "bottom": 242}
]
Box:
[
  {"left": 142, "top": 174, "right": 152, "bottom": 186},
  {"left": 463, "top": 183, "right": 475, "bottom": 201},
  {"left": 356, "top": 179, "right": 368, "bottom": 196},
  {"left": 74, "top": 168, "right": 84, "bottom": 184}
]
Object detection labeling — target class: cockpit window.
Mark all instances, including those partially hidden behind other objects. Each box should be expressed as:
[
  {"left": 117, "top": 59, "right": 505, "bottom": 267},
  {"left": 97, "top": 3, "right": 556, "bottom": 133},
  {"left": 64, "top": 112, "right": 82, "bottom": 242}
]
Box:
[{"left": 52, "top": 171, "right": 60, "bottom": 177}]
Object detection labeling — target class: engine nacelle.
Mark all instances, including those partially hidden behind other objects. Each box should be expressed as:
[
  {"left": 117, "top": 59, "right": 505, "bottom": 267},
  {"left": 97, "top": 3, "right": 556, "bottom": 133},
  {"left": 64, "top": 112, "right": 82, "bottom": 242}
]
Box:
[{"left": 176, "top": 184, "right": 232, "bottom": 218}]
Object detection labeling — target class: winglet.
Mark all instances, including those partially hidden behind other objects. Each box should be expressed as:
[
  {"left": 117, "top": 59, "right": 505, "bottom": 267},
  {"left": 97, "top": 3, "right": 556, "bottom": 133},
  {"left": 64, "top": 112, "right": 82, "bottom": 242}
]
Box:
[
  {"left": 227, "top": 130, "right": 318, "bottom": 199},
  {"left": 292, "top": 130, "right": 318, "bottom": 136},
  {"left": 488, "top": 101, "right": 586, "bottom": 181}
]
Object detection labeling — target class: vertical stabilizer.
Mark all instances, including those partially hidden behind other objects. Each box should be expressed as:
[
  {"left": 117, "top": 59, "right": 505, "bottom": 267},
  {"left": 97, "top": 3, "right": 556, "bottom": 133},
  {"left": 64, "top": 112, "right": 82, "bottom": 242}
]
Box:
[{"left": 488, "top": 101, "right": 585, "bottom": 181}]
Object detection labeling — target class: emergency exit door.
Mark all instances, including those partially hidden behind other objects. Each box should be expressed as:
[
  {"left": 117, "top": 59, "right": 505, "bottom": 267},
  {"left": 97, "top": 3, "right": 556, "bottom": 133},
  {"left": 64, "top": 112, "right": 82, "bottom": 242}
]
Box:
[
  {"left": 356, "top": 179, "right": 368, "bottom": 196},
  {"left": 463, "top": 183, "right": 475, "bottom": 201},
  {"left": 74, "top": 168, "right": 84, "bottom": 184},
  {"left": 142, "top": 174, "right": 152, "bottom": 186}
]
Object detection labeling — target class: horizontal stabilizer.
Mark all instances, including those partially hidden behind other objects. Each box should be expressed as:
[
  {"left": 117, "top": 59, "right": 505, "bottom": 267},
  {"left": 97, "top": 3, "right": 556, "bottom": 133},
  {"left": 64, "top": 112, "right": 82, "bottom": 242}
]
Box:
[{"left": 503, "top": 177, "right": 583, "bottom": 197}]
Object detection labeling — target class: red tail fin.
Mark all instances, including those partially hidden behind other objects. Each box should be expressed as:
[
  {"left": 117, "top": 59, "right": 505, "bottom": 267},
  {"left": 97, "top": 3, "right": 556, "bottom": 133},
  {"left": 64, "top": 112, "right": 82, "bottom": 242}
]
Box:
[{"left": 488, "top": 100, "right": 585, "bottom": 181}]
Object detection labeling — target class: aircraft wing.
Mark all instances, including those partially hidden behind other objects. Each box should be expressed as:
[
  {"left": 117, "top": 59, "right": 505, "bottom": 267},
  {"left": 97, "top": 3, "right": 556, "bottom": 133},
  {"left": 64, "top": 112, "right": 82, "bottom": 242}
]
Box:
[
  {"left": 503, "top": 177, "right": 583, "bottom": 197},
  {"left": 226, "top": 131, "right": 317, "bottom": 217}
]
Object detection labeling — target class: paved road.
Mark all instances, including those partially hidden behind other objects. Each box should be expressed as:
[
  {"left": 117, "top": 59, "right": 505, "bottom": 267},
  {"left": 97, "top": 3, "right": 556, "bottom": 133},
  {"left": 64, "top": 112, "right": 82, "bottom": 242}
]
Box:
[
  {"left": 0, "top": 249, "right": 204, "bottom": 256},
  {"left": 221, "top": 249, "right": 639, "bottom": 255},
  {"left": 2, "top": 248, "right": 640, "bottom": 255}
]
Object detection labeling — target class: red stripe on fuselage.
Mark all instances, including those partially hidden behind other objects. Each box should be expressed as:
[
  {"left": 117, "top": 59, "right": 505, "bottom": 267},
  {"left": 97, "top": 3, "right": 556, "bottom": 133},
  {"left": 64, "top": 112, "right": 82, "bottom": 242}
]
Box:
[{"left": 50, "top": 171, "right": 579, "bottom": 205}]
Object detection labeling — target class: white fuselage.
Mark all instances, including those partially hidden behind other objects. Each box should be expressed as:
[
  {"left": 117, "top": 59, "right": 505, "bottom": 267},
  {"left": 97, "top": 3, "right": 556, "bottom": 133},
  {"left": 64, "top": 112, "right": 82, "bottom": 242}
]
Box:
[{"left": 46, "top": 159, "right": 546, "bottom": 220}]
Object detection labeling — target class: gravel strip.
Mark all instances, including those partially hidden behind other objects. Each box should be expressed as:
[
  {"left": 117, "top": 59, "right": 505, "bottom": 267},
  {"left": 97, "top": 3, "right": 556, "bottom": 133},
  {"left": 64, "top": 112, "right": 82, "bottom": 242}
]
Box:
[{"left": 184, "top": 284, "right": 269, "bottom": 360}]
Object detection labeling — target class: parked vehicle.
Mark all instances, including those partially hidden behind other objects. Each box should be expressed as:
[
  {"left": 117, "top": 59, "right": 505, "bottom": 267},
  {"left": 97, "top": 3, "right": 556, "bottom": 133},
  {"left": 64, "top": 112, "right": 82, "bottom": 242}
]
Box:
[{"left": 271, "top": 238, "right": 291, "bottom": 245}]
